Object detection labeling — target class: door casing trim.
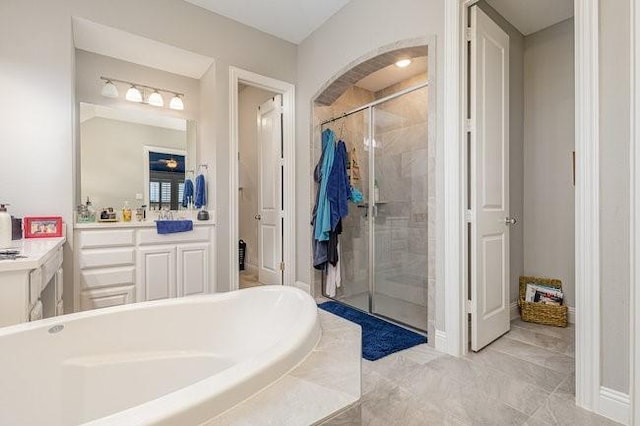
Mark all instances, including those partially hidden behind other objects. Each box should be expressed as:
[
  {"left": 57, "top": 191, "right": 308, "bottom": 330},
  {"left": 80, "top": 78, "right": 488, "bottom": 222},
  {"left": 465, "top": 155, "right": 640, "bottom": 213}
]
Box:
[{"left": 229, "top": 67, "right": 296, "bottom": 290}]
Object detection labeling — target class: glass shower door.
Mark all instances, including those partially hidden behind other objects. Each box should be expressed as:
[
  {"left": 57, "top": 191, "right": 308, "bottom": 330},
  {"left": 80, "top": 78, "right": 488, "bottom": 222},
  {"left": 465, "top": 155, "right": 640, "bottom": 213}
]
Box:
[{"left": 371, "top": 86, "right": 429, "bottom": 331}]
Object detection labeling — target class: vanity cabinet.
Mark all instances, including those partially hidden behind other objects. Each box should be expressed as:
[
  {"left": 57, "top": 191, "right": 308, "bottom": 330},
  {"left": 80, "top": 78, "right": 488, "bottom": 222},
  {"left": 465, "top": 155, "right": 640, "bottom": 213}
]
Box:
[
  {"left": 0, "top": 238, "right": 65, "bottom": 327},
  {"left": 75, "top": 222, "right": 215, "bottom": 312}
]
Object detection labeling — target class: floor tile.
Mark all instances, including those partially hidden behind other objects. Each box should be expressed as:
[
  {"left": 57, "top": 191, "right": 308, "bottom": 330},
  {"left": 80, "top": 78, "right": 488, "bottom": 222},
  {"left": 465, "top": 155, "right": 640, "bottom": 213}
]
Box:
[
  {"left": 466, "top": 348, "right": 566, "bottom": 393},
  {"left": 506, "top": 326, "right": 573, "bottom": 355},
  {"left": 531, "top": 393, "right": 621, "bottom": 426},
  {"left": 423, "top": 356, "right": 550, "bottom": 415},
  {"left": 487, "top": 336, "right": 575, "bottom": 373},
  {"left": 397, "top": 343, "right": 445, "bottom": 365},
  {"left": 510, "top": 319, "right": 575, "bottom": 341}
]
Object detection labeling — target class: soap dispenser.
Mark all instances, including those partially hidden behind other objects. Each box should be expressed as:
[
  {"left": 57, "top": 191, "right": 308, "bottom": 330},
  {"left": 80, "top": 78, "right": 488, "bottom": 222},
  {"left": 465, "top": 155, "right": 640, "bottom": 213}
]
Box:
[{"left": 0, "top": 204, "right": 12, "bottom": 249}]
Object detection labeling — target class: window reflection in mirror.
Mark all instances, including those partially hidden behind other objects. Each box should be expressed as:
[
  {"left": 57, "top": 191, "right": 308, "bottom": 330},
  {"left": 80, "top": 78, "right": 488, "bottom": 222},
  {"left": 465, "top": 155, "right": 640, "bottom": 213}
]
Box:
[{"left": 79, "top": 103, "right": 196, "bottom": 212}]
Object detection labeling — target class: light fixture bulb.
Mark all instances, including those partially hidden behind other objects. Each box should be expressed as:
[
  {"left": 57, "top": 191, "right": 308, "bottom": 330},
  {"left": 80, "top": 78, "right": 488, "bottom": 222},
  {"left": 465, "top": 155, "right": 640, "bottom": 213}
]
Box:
[
  {"left": 169, "top": 94, "right": 184, "bottom": 111},
  {"left": 148, "top": 90, "right": 164, "bottom": 107},
  {"left": 125, "top": 85, "right": 143, "bottom": 103},
  {"left": 101, "top": 80, "right": 119, "bottom": 98},
  {"left": 395, "top": 59, "right": 412, "bottom": 68}
]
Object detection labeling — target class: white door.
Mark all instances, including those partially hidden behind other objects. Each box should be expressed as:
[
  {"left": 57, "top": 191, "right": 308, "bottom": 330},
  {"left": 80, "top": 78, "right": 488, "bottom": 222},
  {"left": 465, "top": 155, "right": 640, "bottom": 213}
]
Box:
[
  {"left": 470, "top": 6, "right": 511, "bottom": 351},
  {"left": 257, "top": 95, "right": 283, "bottom": 285},
  {"left": 177, "top": 243, "right": 210, "bottom": 296}
]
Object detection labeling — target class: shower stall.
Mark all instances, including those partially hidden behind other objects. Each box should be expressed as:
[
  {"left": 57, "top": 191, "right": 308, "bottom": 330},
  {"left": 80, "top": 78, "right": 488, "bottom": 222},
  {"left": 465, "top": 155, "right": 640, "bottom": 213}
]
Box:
[{"left": 320, "top": 82, "right": 430, "bottom": 332}]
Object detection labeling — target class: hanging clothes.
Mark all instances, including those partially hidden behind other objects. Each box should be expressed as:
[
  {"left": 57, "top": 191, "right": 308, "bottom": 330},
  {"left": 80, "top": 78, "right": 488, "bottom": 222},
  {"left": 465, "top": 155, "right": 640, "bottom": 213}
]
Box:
[
  {"left": 327, "top": 140, "right": 351, "bottom": 231},
  {"left": 195, "top": 173, "right": 206, "bottom": 208},
  {"left": 182, "top": 177, "right": 194, "bottom": 208},
  {"left": 325, "top": 242, "right": 341, "bottom": 297},
  {"left": 313, "top": 129, "right": 336, "bottom": 242}
]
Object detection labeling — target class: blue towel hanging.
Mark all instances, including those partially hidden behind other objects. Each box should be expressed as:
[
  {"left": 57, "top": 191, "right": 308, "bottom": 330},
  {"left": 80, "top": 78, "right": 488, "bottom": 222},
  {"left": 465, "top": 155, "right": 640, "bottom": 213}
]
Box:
[
  {"left": 182, "top": 178, "right": 194, "bottom": 208},
  {"left": 195, "top": 174, "right": 206, "bottom": 208},
  {"left": 156, "top": 220, "right": 193, "bottom": 234}
]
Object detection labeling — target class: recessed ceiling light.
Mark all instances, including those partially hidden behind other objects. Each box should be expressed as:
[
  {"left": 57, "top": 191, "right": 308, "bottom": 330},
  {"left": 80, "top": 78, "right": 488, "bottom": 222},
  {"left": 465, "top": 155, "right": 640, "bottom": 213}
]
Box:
[{"left": 395, "top": 59, "right": 412, "bottom": 68}]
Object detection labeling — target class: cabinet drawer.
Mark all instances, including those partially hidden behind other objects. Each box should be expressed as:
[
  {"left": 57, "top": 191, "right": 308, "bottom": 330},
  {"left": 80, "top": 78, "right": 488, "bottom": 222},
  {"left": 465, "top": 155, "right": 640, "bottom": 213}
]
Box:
[
  {"left": 80, "top": 286, "right": 135, "bottom": 311},
  {"left": 79, "top": 230, "right": 135, "bottom": 248},
  {"left": 138, "top": 226, "right": 210, "bottom": 245},
  {"left": 81, "top": 267, "right": 135, "bottom": 290},
  {"left": 80, "top": 248, "right": 135, "bottom": 269}
]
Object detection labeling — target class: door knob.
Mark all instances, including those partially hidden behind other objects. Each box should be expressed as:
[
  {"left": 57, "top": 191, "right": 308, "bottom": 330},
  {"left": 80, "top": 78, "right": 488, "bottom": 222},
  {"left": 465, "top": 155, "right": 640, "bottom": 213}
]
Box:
[
  {"left": 505, "top": 217, "right": 517, "bottom": 225},
  {"left": 255, "top": 214, "right": 262, "bottom": 220}
]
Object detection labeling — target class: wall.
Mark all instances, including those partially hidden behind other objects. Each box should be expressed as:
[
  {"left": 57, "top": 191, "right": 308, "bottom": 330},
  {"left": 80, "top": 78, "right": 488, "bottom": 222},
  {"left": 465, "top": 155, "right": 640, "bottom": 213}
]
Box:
[
  {"left": 599, "top": 0, "right": 630, "bottom": 394},
  {"left": 80, "top": 117, "right": 186, "bottom": 208},
  {"left": 522, "top": 20, "right": 576, "bottom": 308},
  {"left": 238, "top": 85, "right": 276, "bottom": 271},
  {"left": 0, "top": 0, "right": 297, "bottom": 311},
  {"left": 477, "top": 1, "right": 525, "bottom": 305},
  {"left": 297, "top": 0, "right": 445, "bottom": 329}
]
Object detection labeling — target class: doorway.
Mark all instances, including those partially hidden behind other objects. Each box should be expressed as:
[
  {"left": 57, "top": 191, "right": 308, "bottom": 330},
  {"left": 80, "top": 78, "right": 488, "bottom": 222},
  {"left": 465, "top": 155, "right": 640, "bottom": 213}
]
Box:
[
  {"left": 464, "top": 0, "right": 576, "bottom": 354},
  {"left": 312, "top": 43, "right": 436, "bottom": 333},
  {"left": 237, "top": 84, "right": 280, "bottom": 288},
  {"left": 229, "top": 67, "right": 296, "bottom": 291}
]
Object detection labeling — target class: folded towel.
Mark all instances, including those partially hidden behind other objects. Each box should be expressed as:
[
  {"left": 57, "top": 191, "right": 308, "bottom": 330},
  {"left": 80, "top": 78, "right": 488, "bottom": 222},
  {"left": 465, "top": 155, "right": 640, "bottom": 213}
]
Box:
[
  {"left": 182, "top": 178, "right": 194, "bottom": 208},
  {"left": 156, "top": 220, "right": 193, "bottom": 234},
  {"left": 195, "top": 174, "right": 206, "bottom": 209}
]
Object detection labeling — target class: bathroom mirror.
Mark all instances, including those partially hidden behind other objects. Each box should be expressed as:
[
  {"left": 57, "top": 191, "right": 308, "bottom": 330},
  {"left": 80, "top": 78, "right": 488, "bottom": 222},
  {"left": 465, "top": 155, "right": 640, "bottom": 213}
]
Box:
[{"left": 79, "top": 103, "right": 196, "bottom": 211}]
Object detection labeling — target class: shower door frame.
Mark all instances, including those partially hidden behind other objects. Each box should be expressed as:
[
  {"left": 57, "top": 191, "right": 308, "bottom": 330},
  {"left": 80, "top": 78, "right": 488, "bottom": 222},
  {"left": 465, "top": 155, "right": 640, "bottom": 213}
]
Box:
[{"left": 321, "top": 80, "right": 431, "bottom": 332}]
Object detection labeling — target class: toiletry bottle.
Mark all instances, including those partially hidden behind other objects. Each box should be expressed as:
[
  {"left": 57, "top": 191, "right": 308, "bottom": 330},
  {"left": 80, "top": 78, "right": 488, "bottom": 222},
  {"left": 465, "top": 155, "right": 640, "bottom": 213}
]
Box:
[
  {"left": 0, "top": 204, "right": 13, "bottom": 249},
  {"left": 122, "top": 201, "right": 132, "bottom": 222},
  {"left": 86, "top": 197, "right": 95, "bottom": 222}
]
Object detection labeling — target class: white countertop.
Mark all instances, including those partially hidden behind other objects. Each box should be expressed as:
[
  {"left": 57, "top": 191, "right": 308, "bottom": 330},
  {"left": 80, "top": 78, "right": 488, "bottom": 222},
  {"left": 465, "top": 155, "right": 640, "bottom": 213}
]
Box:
[
  {"left": 0, "top": 237, "right": 66, "bottom": 273},
  {"left": 74, "top": 219, "right": 215, "bottom": 230},
  {"left": 74, "top": 210, "right": 216, "bottom": 229}
]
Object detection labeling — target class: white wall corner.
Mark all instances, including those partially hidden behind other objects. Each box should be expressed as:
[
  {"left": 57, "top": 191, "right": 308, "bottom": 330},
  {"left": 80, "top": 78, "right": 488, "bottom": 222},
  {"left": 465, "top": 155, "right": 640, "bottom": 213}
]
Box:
[
  {"left": 598, "top": 386, "right": 630, "bottom": 425},
  {"left": 294, "top": 281, "right": 311, "bottom": 294},
  {"left": 435, "top": 329, "right": 447, "bottom": 352}
]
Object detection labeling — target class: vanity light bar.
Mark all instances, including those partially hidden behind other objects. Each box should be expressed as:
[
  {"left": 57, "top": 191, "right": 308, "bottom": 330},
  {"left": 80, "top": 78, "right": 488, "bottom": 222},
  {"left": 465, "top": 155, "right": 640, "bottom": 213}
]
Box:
[{"left": 100, "top": 76, "right": 185, "bottom": 110}]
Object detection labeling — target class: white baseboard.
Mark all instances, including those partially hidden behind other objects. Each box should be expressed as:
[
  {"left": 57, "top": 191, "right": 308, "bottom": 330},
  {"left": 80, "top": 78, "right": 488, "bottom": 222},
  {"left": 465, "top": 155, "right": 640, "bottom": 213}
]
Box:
[
  {"left": 598, "top": 386, "right": 630, "bottom": 425},
  {"left": 510, "top": 301, "right": 576, "bottom": 324},
  {"left": 434, "top": 329, "right": 447, "bottom": 351},
  {"left": 294, "top": 281, "right": 311, "bottom": 294}
]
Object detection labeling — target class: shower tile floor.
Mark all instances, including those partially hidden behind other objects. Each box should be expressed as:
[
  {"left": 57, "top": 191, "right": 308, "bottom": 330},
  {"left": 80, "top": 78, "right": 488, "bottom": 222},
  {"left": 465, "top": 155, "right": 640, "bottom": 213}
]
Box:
[
  {"left": 321, "top": 318, "right": 620, "bottom": 425},
  {"left": 338, "top": 292, "right": 427, "bottom": 332}
]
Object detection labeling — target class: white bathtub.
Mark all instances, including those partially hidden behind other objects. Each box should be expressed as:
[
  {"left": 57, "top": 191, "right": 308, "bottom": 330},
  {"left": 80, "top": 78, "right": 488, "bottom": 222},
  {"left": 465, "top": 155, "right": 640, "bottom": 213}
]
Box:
[{"left": 0, "top": 286, "right": 321, "bottom": 425}]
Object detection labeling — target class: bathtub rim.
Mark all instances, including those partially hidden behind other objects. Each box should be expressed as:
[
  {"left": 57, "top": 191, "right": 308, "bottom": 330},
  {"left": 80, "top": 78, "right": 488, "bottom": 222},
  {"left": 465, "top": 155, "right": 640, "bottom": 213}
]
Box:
[{"left": 0, "top": 286, "right": 321, "bottom": 425}]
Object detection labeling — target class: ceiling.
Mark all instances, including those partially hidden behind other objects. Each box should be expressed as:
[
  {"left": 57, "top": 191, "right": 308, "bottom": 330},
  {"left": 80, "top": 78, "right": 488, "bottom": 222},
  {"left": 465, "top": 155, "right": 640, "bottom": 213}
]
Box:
[
  {"left": 73, "top": 17, "right": 214, "bottom": 79},
  {"left": 183, "top": 0, "right": 351, "bottom": 44},
  {"left": 485, "top": 0, "right": 573, "bottom": 36},
  {"left": 356, "top": 56, "right": 428, "bottom": 93}
]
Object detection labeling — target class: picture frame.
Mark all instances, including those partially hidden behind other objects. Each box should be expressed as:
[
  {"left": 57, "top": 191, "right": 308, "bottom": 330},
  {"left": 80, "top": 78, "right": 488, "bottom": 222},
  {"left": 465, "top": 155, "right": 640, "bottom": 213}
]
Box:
[{"left": 24, "top": 216, "right": 63, "bottom": 238}]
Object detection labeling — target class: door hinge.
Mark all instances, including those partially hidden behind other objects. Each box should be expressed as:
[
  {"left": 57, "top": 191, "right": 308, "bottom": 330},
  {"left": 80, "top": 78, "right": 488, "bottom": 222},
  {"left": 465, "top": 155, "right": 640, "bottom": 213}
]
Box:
[
  {"left": 465, "top": 27, "right": 473, "bottom": 42},
  {"left": 465, "top": 209, "right": 473, "bottom": 223},
  {"left": 275, "top": 106, "right": 284, "bottom": 115},
  {"left": 465, "top": 118, "right": 474, "bottom": 133},
  {"left": 279, "top": 262, "right": 285, "bottom": 271},
  {"left": 466, "top": 300, "right": 473, "bottom": 314}
]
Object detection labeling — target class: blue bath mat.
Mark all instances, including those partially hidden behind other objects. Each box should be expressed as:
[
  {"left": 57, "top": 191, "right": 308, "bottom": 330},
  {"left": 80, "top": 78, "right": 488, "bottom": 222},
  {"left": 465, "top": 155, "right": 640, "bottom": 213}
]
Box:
[{"left": 318, "top": 301, "right": 426, "bottom": 361}]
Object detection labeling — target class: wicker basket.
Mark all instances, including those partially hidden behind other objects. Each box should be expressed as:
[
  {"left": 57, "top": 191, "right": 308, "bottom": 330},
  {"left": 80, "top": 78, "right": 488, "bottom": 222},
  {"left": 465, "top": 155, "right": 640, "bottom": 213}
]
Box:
[{"left": 518, "top": 276, "right": 568, "bottom": 327}]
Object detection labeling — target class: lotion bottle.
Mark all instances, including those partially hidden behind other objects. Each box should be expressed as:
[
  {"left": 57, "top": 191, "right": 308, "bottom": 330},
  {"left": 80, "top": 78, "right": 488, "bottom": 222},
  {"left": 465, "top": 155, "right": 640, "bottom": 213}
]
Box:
[{"left": 0, "top": 204, "right": 12, "bottom": 249}]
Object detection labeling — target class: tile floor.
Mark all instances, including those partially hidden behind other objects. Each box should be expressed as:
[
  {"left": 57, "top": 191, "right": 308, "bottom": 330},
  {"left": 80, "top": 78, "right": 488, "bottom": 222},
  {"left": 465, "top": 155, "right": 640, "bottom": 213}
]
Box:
[{"left": 321, "top": 319, "right": 620, "bottom": 425}]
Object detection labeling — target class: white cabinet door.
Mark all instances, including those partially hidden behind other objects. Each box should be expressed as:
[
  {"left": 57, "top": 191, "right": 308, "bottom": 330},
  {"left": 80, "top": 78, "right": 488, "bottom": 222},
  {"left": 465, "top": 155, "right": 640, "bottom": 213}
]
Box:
[
  {"left": 137, "top": 246, "right": 176, "bottom": 302},
  {"left": 177, "top": 243, "right": 210, "bottom": 297},
  {"left": 470, "top": 6, "right": 511, "bottom": 351}
]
